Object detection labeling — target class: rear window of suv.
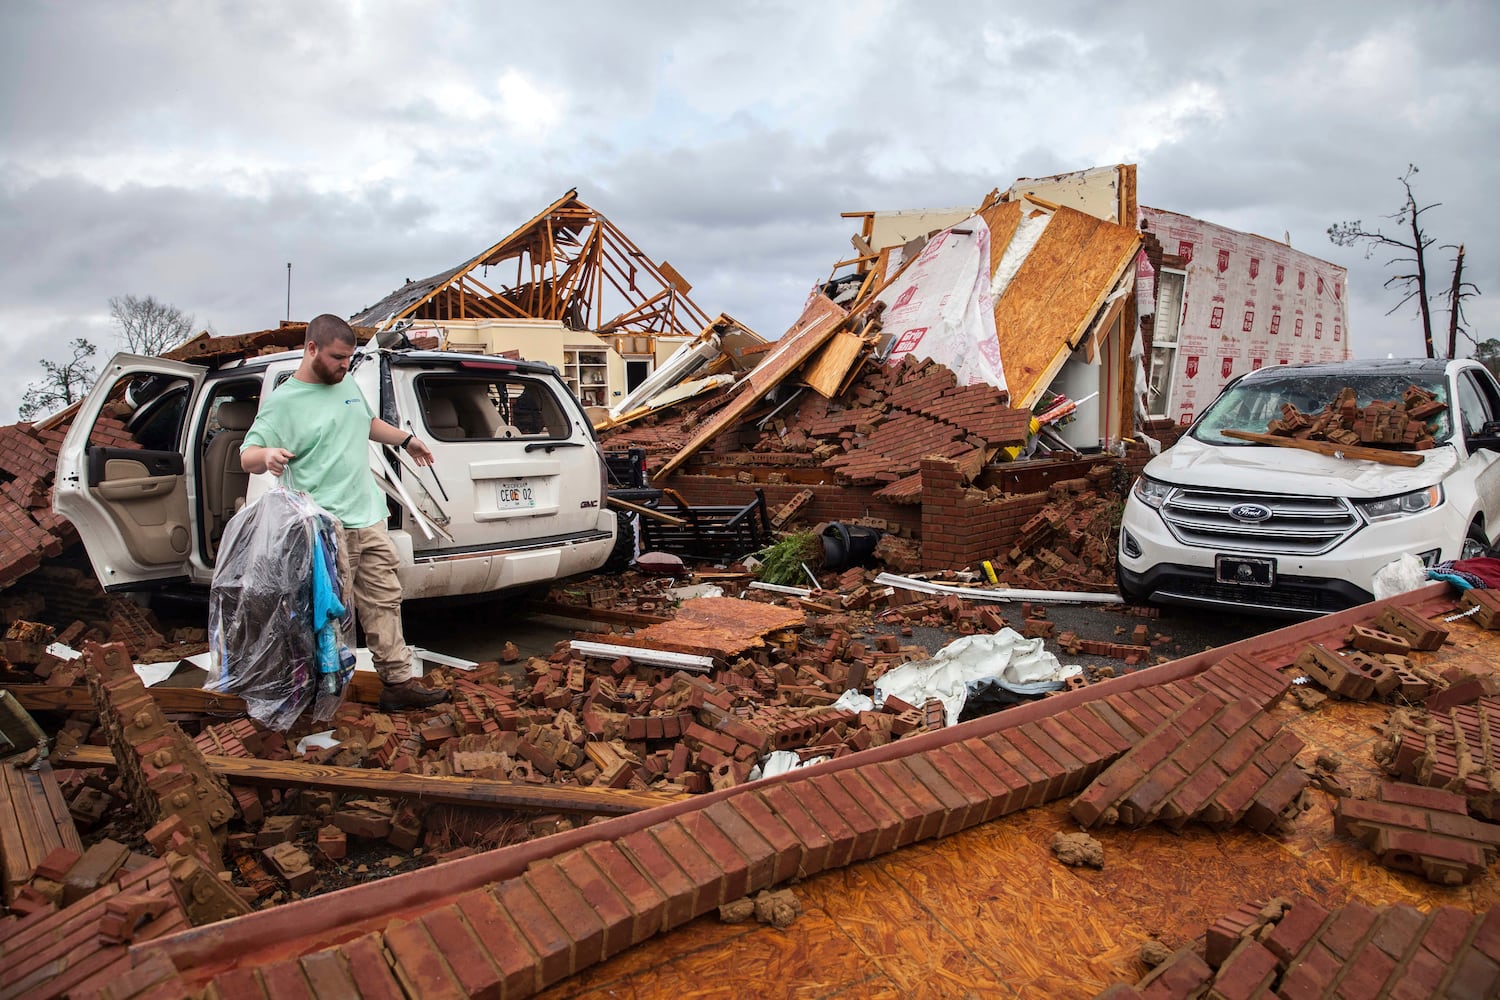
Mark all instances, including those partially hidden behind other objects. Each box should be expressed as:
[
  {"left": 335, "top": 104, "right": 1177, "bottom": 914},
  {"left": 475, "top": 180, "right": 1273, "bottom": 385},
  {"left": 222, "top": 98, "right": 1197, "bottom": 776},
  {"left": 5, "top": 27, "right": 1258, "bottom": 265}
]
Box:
[{"left": 416, "top": 374, "right": 569, "bottom": 441}]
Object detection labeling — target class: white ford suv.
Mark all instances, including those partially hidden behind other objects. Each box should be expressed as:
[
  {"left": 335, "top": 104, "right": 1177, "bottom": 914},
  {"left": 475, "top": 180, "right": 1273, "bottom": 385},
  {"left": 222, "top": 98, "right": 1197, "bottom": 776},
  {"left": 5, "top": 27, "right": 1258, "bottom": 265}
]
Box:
[
  {"left": 1117, "top": 358, "right": 1500, "bottom": 616},
  {"left": 55, "top": 345, "right": 618, "bottom": 600}
]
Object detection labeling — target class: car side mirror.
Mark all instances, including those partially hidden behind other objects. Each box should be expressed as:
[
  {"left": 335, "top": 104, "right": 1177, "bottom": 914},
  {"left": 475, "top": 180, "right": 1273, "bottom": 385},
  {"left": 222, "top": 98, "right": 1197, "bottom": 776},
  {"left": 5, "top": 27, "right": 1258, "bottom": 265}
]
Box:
[{"left": 1469, "top": 419, "right": 1500, "bottom": 453}]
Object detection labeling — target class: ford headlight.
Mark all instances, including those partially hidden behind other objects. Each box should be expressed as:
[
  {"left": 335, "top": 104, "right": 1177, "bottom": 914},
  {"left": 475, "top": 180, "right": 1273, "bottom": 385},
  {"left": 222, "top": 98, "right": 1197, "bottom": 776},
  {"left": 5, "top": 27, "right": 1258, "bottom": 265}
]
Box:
[
  {"left": 1132, "top": 476, "right": 1172, "bottom": 510},
  {"left": 1356, "top": 485, "right": 1442, "bottom": 522}
]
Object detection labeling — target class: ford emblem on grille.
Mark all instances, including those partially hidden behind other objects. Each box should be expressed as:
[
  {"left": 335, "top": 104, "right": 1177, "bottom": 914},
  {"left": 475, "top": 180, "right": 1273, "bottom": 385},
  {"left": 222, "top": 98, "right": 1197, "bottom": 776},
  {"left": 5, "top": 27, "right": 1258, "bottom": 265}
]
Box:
[{"left": 1229, "top": 503, "right": 1273, "bottom": 523}]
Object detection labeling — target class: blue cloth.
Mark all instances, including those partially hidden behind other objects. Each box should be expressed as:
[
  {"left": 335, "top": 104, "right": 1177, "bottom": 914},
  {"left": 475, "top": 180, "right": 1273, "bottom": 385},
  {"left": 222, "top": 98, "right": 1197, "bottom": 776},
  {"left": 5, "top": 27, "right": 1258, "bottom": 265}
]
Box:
[{"left": 310, "top": 532, "right": 350, "bottom": 690}]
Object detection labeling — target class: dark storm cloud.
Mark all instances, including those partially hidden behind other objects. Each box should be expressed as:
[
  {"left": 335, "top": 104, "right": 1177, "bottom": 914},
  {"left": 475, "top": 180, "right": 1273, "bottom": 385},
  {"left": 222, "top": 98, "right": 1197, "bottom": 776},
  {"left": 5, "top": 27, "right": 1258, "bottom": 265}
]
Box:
[{"left": 1, "top": 0, "right": 1497, "bottom": 422}]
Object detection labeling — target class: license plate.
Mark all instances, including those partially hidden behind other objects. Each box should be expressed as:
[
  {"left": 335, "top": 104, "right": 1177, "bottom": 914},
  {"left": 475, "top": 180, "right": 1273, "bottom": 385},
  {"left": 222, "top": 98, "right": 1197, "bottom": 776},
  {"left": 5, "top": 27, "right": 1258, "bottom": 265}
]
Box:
[
  {"left": 495, "top": 478, "right": 537, "bottom": 509},
  {"left": 1216, "top": 555, "right": 1275, "bottom": 587}
]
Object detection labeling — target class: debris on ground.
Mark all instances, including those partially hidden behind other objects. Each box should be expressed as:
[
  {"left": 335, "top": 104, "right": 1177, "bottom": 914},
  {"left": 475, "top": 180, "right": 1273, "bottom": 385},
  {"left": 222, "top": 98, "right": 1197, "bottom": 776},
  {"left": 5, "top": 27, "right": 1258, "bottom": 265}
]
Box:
[{"left": 1050, "top": 831, "right": 1104, "bottom": 868}]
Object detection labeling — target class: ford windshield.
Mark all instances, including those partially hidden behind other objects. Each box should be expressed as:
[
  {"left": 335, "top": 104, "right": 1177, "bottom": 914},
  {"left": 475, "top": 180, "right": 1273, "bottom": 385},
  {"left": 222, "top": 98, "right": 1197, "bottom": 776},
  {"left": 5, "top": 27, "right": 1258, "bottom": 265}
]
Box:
[{"left": 1191, "top": 370, "right": 1452, "bottom": 445}]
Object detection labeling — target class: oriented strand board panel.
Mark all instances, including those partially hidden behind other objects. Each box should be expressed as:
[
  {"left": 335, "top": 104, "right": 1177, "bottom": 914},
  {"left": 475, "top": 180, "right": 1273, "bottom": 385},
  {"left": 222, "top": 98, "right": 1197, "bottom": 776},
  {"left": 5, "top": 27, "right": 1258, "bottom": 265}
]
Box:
[
  {"left": 978, "top": 198, "right": 1024, "bottom": 268},
  {"left": 653, "top": 295, "right": 847, "bottom": 481},
  {"left": 993, "top": 205, "right": 1141, "bottom": 408},
  {"left": 602, "top": 596, "right": 805, "bottom": 658},
  {"left": 800, "top": 331, "right": 867, "bottom": 398}
]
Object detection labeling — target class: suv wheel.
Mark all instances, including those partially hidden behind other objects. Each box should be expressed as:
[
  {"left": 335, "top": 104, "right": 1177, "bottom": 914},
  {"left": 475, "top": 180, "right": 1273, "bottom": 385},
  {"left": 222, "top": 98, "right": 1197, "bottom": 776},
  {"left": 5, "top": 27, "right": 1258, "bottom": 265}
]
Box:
[
  {"left": 1115, "top": 565, "right": 1152, "bottom": 607},
  {"left": 604, "top": 510, "right": 636, "bottom": 572},
  {"left": 1461, "top": 522, "right": 1491, "bottom": 560}
]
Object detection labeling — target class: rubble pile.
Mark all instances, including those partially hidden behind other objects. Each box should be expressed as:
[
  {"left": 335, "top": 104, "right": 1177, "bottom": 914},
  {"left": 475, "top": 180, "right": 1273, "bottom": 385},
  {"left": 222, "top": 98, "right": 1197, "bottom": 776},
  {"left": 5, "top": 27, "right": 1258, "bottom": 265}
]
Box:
[
  {"left": 602, "top": 355, "right": 1034, "bottom": 498},
  {"left": 0, "top": 577, "right": 1161, "bottom": 915},
  {"left": 1263, "top": 384, "right": 1446, "bottom": 450}
]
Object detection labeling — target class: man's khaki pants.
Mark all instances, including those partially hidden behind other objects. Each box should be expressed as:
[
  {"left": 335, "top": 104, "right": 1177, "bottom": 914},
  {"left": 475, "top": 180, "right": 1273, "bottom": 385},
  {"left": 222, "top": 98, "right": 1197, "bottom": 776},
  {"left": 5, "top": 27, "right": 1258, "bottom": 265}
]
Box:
[{"left": 334, "top": 524, "right": 413, "bottom": 684}]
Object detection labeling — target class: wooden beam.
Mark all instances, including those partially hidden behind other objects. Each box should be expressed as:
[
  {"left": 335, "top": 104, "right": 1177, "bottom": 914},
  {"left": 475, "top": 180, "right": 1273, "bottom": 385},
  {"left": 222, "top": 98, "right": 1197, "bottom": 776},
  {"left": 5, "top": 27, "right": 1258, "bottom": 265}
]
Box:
[
  {"left": 6, "top": 685, "right": 247, "bottom": 715},
  {"left": 524, "top": 601, "right": 673, "bottom": 628},
  {"left": 1218, "top": 430, "right": 1424, "bottom": 467},
  {"left": 53, "top": 745, "right": 683, "bottom": 816},
  {"left": 607, "top": 495, "right": 688, "bottom": 525}
]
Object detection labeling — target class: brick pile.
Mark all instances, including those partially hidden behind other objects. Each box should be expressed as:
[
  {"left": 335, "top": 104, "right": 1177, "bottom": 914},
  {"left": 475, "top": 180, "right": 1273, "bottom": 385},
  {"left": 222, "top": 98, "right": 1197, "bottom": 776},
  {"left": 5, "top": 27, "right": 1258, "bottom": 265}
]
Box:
[
  {"left": 0, "top": 417, "right": 113, "bottom": 590},
  {"left": 1387, "top": 694, "right": 1500, "bottom": 820},
  {"left": 1261, "top": 384, "right": 1446, "bottom": 451},
  {"left": 1098, "top": 896, "right": 1500, "bottom": 999},
  {"left": 171, "top": 644, "right": 1298, "bottom": 998},
  {"left": 602, "top": 355, "right": 1034, "bottom": 494},
  {"left": 1335, "top": 781, "right": 1500, "bottom": 885}
]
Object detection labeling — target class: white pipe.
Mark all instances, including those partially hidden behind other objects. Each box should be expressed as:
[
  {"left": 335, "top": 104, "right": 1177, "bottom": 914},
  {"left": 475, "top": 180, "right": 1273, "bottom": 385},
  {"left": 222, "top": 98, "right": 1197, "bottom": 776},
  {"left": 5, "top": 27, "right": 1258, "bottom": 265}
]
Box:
[
  {"left": 748, "top": 581, "right": 813, "bottom": 597},
  {"left": 569, "top": 640, "right": 715, "bottom": 673},
  {"left": 875, "top": 572, "right": 1124, "bottom": 605}
]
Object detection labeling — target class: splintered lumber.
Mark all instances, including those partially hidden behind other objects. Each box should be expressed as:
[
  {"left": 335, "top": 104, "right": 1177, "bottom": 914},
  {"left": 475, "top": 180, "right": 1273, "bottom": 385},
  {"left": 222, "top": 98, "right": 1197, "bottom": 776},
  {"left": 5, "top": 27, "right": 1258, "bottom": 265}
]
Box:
[
  {"left": 607, "top": 495, "right": 688, "bottom": 525},
  {"left": 53, "top": 745, "right": 681, "bottom": 816},
  {"left": 1220, "top": 429, "right": 1423, "bottom": 468},
  {"left": 1, "top": 761, "right": 83, "bottom": 904}
]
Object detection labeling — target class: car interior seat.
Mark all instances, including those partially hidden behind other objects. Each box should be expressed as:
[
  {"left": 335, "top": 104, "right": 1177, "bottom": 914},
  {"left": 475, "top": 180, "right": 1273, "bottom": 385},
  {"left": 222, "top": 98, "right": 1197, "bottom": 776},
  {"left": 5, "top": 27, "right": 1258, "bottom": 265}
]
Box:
[
  {"left": 425, "top": 396, "right": 466, "bottom": 440},
  {"left": 203, "top": 399, "right": 257, "bottom": 550}
]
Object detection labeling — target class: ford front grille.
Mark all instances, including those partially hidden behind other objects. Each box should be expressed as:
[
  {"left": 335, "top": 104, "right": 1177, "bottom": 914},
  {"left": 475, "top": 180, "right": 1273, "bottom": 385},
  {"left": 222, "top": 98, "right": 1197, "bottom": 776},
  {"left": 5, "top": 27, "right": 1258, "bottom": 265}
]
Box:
[{"left": 1159, "top": 488, "right": 1359, "bottom": 555}]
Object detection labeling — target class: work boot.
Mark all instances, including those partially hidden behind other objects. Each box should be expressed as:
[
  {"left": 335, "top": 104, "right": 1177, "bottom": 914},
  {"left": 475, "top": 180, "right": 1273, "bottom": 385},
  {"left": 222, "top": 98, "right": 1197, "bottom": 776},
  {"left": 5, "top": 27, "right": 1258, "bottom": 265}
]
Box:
[{"left": 378, "top": 678, "right": 451, "bottom": 712}]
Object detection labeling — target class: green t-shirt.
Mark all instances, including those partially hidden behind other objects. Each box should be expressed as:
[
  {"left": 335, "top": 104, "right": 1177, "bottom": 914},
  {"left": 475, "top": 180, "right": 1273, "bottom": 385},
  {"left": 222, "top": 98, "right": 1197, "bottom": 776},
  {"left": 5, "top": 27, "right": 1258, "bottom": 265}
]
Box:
[{"left": 242, "top": 376, "right": 387, "bottom": 529}]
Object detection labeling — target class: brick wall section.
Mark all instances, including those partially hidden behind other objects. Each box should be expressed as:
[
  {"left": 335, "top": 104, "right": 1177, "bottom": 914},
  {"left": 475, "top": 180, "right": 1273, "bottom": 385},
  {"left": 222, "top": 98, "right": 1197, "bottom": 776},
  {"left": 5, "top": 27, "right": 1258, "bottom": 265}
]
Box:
[
  {"left": 1070, "top": 690, "right": 1309, "bottom": 833},
  {"left": 666, "top": 475, "right": 923, "bottom": 539},
  {"left": 1334, "top": 781, "right": 1500, "bottom": 885},
  {"left": 1391, "top": 695, "right": 1500, "bottom": 820},
  {"left": 0, "top": 415, "right": 136, "bottom": 591},
  {"left": 0, "top": 856, "right": 191, "bottom": 1000},
  {"left": 193, "top": 647, "right": 1295, "bottom": 998},
  {"left": 1104, "top": 895, "right": 1500, "bottom": 1000},
  {"left": 918, "top": 458, "right": 1050, "bottom": 572}
]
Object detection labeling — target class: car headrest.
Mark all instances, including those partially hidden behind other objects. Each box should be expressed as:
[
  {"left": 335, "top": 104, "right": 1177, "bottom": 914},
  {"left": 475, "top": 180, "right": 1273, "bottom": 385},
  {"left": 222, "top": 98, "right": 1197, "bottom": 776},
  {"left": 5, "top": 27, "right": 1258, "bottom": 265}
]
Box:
[
  {"left": 216, "top": 401, "right": 258, "bottom": 431},
  {"left": 426, "top": 397, "right": 460, "bottom": 429}
]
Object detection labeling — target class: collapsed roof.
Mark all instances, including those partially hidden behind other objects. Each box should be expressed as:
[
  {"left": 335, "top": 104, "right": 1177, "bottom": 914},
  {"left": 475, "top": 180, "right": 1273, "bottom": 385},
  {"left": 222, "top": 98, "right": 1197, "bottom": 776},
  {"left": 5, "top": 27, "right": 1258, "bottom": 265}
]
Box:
[{"left": 350, "top": 189, "right": 711, "bottom": 348}]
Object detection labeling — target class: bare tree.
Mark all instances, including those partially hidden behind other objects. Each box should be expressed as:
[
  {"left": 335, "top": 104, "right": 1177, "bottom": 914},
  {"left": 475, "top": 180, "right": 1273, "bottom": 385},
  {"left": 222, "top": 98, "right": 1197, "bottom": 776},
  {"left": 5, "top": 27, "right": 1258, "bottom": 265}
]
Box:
[
  {"left": 109, "top": 294, "right": 195, "bottom": 355},
  {"left": 1445, "top": 242, "right": 1480, "bottom": 360},
  {"left": 1328, "top": 165, "right": 1441, "bottom": 358},
  {"left": 20, "top": 338, "right": 97, "bottom": 421}
]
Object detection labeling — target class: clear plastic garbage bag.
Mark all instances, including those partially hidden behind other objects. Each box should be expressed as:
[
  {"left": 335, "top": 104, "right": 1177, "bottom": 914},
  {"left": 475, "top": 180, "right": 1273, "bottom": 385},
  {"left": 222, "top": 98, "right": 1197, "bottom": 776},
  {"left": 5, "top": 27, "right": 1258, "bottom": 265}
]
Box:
[{"left": 207, "top": 486, "right": 351, "bottom": 730}]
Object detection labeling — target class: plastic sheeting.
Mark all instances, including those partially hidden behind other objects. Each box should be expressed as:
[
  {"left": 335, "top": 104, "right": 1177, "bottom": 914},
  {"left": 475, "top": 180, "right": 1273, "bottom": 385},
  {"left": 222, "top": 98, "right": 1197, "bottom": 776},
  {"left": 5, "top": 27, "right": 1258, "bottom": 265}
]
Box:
[
  {"left": 207, "top": 487, "right": 352, "bottom": 730},
  {"left": 877, "top": 218, "right": 1006, "bottom": 392},
  {"left": 873, "top": 628, "right": 1082, "bottom": 726}
]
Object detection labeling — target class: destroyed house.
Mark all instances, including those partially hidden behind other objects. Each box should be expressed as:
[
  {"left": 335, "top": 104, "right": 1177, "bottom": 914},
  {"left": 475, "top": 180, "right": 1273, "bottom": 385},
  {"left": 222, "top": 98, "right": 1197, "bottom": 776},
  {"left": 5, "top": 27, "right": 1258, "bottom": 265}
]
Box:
[
  {"left": 1137, "top": 206, "right": 1352, "bottom": 429},
  {"left": 350, "top": 190, "right": 717, "bottom": 409}
]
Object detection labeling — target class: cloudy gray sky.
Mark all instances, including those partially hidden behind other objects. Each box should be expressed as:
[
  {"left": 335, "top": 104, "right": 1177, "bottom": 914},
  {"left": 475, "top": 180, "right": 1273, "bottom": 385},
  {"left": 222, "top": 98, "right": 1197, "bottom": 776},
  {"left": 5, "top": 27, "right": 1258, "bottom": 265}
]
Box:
[{"left": 2, "top": 1, "right": 1496, "bottom": 422}]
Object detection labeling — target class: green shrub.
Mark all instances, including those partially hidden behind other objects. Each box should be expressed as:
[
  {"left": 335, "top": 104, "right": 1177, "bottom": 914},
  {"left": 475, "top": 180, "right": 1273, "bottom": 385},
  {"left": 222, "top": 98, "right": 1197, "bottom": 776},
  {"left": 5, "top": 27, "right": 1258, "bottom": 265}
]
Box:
[{"left": 754, "top": 531, "right": 820, "bottom": 587}]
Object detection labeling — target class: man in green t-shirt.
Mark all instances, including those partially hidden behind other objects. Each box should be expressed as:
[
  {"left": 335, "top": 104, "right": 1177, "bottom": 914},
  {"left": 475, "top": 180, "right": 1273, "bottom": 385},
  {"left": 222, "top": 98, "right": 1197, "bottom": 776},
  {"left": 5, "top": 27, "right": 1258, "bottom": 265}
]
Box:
[{"left": 241, "top": 314, "right": 450, "bottom": 712}]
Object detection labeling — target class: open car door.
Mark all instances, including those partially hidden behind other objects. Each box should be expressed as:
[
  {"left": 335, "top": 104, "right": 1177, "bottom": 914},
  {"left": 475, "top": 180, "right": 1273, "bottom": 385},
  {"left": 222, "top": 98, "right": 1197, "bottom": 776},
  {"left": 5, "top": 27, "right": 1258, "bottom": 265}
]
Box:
[{"left": 54, "top": 354, "right": 206, "bottom": 590}]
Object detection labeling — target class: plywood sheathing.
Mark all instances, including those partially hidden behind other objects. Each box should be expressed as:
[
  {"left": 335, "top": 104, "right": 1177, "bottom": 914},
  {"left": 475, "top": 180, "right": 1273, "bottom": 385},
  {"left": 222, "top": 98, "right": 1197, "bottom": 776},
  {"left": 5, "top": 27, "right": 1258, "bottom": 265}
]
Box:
[
  {"left": 986, "top": 201, "right": 1142, "bottom": 410},
  {"left": 652, "top": 294, "right": 850, "bottom": 482},
  {"left": 582, "top": 596, "right": 805, "bottom": 660},
  {"left": 800, "top": 330, "right": 870, "bottom": 398}
]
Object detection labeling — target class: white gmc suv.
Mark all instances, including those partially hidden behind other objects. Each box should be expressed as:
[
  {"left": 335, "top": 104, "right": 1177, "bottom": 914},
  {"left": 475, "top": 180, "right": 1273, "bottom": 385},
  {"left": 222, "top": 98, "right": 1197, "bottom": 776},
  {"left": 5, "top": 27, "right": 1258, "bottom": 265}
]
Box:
[
  {"left": 1117, "top": 358, "right": 1500, "bottom": 616},
  {"left": 55, "top": 346, "right": 619, "bottom": 600}
]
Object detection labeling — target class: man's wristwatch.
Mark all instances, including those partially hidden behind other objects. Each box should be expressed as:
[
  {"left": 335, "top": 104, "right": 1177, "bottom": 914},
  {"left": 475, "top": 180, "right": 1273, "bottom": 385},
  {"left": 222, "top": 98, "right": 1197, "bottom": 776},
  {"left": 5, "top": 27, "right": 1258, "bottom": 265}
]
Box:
[{"left": 400, "top": 433, "right": 414, "bottom": 451}]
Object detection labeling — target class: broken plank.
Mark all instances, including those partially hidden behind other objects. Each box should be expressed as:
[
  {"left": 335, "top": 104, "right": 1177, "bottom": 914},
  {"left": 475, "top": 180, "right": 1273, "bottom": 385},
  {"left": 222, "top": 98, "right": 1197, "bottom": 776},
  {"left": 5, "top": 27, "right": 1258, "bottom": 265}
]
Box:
[
  {"left": 1220, "top": 430, "right": 1423, "bottom": 468},
  {"left": 607, "top": 495, "right": 688, "bottom": 526},
  {"left": 52, "top": 745, "right": 682, "bottom": 816},
  {"left": 4, "top": 685, "right": 247, "bottom": 716}
]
